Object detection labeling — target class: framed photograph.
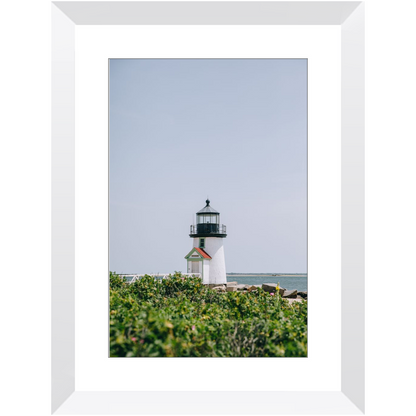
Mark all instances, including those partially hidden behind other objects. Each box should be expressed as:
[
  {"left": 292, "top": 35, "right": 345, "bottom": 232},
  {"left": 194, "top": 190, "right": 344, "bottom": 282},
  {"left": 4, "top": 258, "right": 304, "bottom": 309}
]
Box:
[{"left": 52, "top": 1, "right": 364, "bottom": 414}]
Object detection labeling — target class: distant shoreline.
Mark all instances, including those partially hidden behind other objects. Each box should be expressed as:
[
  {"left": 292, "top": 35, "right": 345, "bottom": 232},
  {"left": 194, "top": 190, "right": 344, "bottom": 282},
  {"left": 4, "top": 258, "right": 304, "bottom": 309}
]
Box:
[{"left": 227, "top": 274, "right": 307, "bottom": 291}]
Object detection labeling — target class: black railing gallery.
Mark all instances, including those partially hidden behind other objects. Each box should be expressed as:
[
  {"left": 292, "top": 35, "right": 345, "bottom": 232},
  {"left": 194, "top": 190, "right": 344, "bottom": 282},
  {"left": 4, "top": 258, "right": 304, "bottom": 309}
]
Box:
[{"left": 190, "top": 224, "right": 227, "bottom": 235}]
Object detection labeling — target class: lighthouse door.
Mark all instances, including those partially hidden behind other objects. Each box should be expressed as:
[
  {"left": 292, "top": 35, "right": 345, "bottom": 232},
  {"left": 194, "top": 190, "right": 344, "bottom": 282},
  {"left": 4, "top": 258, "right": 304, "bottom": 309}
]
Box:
[{"left": 191, "top": 261, "right": 199, "bottom": 274}]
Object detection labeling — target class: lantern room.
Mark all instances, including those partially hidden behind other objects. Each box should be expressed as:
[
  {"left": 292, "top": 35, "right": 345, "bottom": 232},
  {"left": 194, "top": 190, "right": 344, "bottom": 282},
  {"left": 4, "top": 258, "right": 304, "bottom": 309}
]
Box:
[{"left": 189, "top": 199, "right": 227, "bottom": 238}]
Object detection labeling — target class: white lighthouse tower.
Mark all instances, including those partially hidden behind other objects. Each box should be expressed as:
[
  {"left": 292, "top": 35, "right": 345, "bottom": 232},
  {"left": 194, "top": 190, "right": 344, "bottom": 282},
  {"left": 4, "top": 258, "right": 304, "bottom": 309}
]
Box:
[{"left": 185, "top": 199, "right": 227, "bottom": 285}]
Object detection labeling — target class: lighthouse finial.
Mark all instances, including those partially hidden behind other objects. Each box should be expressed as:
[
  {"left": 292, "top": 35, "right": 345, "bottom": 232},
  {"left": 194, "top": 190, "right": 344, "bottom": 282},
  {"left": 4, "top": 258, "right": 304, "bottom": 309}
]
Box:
[{"left": 206, "top": 198, "right": 210, "bottom": 206}]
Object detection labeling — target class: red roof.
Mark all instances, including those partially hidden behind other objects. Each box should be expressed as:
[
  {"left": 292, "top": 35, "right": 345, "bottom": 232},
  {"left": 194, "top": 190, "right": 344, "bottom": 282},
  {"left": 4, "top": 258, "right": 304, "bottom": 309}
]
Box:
[{"left": 194, "top": 247, "right": 212, "bottom": 259}]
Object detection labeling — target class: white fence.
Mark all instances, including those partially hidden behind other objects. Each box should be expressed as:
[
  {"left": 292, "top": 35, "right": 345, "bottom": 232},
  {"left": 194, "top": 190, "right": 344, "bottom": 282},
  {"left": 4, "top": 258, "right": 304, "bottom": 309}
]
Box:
[{"left": 119, "top": 273, "right": 201, "bottom": 283}]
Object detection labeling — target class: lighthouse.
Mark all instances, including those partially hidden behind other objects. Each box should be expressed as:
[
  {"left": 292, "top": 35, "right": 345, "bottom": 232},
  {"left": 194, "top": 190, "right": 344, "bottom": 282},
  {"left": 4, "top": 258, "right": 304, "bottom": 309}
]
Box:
[{"left": 185, "top": 199, "right": 227, "bottom": 285}]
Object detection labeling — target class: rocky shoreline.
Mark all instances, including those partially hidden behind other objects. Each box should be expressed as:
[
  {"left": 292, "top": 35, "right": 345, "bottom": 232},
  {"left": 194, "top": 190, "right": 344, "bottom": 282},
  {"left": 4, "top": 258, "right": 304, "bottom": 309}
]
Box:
[{"left": 208, "top": 281, "right": 307, "bottom": 303}]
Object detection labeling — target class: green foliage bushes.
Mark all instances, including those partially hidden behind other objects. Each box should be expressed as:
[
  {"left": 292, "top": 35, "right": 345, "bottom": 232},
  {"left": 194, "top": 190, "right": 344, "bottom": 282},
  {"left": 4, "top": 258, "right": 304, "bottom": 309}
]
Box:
[{"left": 109, "top": 272, "right": 307, "bottom": 357}]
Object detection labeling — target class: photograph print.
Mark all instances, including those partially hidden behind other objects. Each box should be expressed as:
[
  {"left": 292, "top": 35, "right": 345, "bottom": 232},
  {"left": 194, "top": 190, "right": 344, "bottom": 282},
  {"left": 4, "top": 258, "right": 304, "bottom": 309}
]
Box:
[{"left": 109, "top": 59, "right": 307, "bottom": 357}]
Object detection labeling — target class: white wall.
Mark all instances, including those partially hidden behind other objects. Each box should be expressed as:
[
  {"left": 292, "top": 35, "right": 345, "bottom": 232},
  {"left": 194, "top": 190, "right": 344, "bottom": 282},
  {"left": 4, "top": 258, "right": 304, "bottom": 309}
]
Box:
[
  {"left": 204, "top": 238, "right": 227, "bottom": 284},
  {"left": 191, "top": 237, "right": 227, "bottom": 284},
  {"left": 202, "top": 260, "right": 210, "bottom": 285}
]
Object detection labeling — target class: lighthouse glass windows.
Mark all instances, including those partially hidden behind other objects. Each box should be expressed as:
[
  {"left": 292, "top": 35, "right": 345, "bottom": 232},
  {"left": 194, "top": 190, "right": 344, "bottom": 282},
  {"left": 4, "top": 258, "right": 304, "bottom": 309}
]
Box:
[
  {"left": 196, "top": 213, "right": 219, "bottom": 234},
  {"left": 197, "top": 213, "right": 219, "bottom": 224}
]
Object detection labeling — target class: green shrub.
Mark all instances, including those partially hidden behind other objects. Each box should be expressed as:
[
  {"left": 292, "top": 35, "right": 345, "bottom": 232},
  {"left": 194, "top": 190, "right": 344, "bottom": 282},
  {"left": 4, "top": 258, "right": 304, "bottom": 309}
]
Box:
[{"left": 109, "top": 272, "right": 307, "bottom": 357}]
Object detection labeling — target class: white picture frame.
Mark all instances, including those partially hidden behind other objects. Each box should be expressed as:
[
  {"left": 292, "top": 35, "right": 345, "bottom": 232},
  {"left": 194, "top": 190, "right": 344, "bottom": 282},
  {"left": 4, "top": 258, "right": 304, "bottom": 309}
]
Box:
[{"left": 52, "top": 1, "right": 364, "bottom": 414}]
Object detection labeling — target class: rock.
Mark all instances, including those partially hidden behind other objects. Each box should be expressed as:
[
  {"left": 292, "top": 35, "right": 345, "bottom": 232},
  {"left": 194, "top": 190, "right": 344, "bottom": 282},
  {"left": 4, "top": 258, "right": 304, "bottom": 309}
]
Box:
[
  {"left": 298, "top": 291, "right": 307, "bottom": 299},
  {"left": 208, "top": 284, "right": 225, "bottom": 289},
  {"left": 248, "top": 285, "right": 260, "bottom": 292},
  {"left": 236, "top": 284, "right": 248, "bottom": 291},
  {"left": 226, "top": 286, "right": 237, "bottom": 292},
  {"left": 262, "top": 283, "right": 285, "bottom": 296},
  {"left": 212, "top": 285, "right": 226, "bottom": 292},
  {"left": 262, "top": 283, "right": 277, "bottom": 293},
  {"left": 226, "top": 281, "right": 238, "bottom": 287},
  {"left": 283, "top": 289, "right": 297, "bottom": 298}
]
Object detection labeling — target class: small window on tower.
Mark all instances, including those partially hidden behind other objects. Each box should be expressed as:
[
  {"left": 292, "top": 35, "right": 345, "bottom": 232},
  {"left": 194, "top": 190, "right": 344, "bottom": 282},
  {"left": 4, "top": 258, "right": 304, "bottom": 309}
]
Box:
[{"left": 199, "top": 238, "right": 205, "bottom": 249}]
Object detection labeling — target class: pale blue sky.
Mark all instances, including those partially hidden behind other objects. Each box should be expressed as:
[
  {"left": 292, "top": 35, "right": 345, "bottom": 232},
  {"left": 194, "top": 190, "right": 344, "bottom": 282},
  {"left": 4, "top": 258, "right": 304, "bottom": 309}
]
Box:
[{"left": 109, "top": 59, "right": 307, "bottom": 273}]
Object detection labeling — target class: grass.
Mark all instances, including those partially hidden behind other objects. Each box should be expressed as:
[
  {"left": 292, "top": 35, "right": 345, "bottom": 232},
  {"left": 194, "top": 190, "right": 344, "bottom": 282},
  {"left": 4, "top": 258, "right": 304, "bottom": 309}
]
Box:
[{"left": 110, "top": 272, "right": 307, "bottom": 357}]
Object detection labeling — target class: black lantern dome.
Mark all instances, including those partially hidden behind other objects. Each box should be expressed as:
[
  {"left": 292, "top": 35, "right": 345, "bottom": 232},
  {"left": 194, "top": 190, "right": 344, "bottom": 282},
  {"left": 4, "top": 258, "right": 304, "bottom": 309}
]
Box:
[{"left": 190, "top": 199, "right": 227, "bottom": 238}]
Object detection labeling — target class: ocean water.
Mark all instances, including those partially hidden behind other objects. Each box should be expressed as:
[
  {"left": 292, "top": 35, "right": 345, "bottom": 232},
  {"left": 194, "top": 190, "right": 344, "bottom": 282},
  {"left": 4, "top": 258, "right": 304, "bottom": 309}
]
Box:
[{"left": 227, "top": 274, "right": 307, "bottom": 292}]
